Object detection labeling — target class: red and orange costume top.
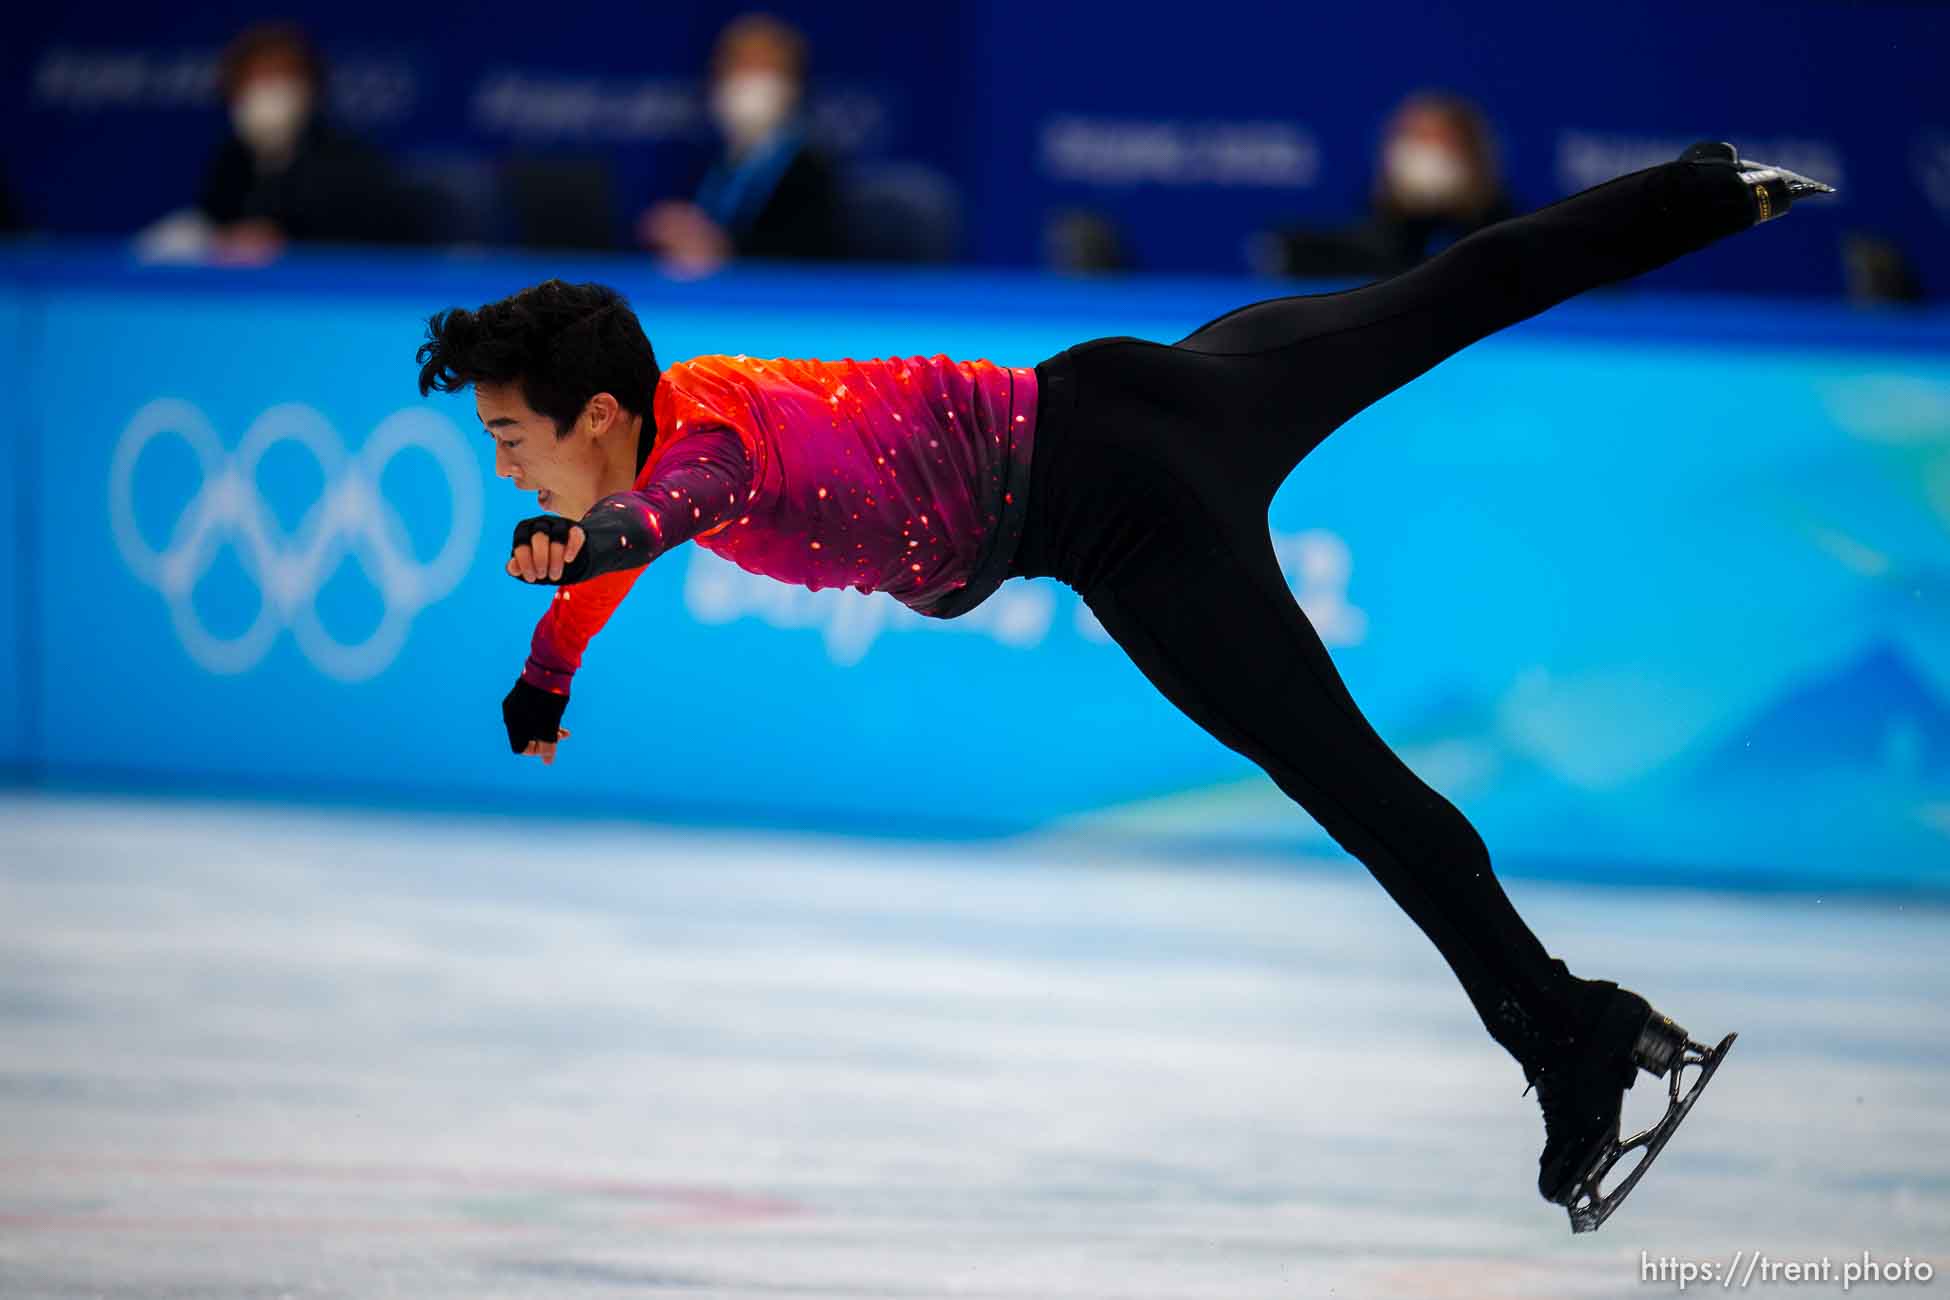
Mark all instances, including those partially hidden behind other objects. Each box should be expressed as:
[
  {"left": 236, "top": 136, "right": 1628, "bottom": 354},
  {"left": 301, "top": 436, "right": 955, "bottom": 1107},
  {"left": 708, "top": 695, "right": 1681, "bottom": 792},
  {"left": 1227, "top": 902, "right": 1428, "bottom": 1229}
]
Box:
[{"left": 519, "top": 354, "right": 1039, "bottom": 697}]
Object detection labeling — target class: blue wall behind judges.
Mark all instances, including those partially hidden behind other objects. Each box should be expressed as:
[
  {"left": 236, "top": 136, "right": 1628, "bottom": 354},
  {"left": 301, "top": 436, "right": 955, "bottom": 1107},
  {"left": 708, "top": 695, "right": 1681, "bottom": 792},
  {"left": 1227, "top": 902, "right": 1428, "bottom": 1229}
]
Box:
[
  {"left": 5, "top": 245, "right": 1950, "bottom": 894},
  {"left": 5, "top": 1, "right": 1949, "bottom": 296}
]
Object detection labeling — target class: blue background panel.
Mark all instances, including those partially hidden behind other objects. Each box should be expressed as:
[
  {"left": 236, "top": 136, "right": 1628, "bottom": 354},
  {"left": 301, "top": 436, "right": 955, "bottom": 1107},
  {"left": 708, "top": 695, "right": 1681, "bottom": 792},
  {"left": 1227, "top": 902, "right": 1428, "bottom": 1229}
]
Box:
[{"left": 9, "top": 247, "right": 1950, "bottom": 890}]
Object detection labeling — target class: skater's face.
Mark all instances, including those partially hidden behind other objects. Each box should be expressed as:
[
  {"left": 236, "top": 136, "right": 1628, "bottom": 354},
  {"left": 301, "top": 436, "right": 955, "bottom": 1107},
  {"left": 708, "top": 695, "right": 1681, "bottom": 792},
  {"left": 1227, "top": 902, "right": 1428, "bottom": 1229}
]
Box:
[{"left": 475, "top": 381, "right": 629, "bottom": 520}]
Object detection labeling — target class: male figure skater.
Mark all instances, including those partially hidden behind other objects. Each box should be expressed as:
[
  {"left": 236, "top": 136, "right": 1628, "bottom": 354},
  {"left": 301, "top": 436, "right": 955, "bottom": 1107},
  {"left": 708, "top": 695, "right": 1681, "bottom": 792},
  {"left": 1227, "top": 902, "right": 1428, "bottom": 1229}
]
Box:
[{"left": 416, "top": 143, "right": 1833, "bottom": 1232}]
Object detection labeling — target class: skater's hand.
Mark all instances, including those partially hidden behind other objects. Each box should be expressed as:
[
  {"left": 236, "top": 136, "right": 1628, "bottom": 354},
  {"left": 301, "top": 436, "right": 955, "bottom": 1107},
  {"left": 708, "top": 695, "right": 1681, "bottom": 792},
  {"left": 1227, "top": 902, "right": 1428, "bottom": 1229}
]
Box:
[
  {"left": 503, "top": 677, "right": 571, "bottom": 761},
  {"left": 522, "top": 727, "right": 571, "bottom": 765},
  {"left": 508, "top": 516, "right": 587, "bottom": 584}
]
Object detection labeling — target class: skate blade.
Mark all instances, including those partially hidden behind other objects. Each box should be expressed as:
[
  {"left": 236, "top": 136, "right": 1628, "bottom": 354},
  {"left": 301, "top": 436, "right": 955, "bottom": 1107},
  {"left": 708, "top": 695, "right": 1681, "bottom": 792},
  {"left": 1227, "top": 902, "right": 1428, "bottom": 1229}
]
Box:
[
  {"left": 1564, "top": 1031, "right": 1736, "bottom": 1234},
  {"left": 1739, "top": 164, "right": 1838, "bottom": 197}
]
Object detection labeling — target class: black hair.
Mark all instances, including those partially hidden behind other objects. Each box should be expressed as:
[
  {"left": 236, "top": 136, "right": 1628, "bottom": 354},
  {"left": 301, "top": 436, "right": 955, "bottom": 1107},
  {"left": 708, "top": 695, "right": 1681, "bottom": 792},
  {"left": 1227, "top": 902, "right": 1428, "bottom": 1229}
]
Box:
[
  {"left": 711, "top": 12, "right": 811, "bottom": 84},
  {"left": 416, "top": 279, "right": 660, "bottom": 435},
  {"left": 218, "top": 21, "right": 327, "bottom": 100}
]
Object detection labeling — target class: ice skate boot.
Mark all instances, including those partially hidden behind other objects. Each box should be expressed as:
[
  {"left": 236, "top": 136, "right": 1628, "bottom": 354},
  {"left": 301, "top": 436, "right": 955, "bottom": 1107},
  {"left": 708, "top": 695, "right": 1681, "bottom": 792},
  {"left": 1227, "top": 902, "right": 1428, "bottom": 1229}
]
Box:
[
  {"left": 1524, "top": 982, "right": 1737, "bottom": 1234},
  {"left": 1678, "top": 139, "right": 1836, "bottom": 224}
]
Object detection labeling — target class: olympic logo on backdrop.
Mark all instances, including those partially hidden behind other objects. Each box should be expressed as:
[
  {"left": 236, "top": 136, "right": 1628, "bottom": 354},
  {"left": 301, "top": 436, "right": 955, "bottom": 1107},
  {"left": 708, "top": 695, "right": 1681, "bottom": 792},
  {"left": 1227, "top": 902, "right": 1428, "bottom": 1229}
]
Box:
[{"left": 109, "top": 399, "right": 482, "bottom": 681}]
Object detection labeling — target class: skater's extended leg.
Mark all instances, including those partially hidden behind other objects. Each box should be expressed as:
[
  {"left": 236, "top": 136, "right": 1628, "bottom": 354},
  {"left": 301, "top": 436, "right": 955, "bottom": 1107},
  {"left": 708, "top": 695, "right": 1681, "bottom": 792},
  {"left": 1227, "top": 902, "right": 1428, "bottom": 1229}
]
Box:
[{"left": 1161, "top": 158, "right": 1761, "bottom": 499}]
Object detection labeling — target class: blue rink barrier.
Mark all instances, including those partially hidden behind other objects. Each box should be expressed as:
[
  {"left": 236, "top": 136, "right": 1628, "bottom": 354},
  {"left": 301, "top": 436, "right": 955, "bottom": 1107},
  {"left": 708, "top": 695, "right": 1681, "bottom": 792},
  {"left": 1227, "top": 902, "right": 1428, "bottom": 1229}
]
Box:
[{"left": 4, "top": 243, "right": 1950, "bottom": 894}]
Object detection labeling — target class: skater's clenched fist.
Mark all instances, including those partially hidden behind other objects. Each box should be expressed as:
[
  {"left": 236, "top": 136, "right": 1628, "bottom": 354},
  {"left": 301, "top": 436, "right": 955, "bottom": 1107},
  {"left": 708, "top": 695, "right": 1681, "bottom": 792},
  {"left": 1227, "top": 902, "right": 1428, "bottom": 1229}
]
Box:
[{"left": 508, "top": 515, "right": 588, "bottom": 584}]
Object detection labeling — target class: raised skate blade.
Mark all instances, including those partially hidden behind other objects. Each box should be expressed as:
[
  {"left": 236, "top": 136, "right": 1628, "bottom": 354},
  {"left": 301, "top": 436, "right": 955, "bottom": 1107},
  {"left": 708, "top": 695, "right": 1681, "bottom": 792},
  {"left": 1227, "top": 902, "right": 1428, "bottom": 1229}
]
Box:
[{"left": 1564, "top": 1031, "right": 1737, "bottom": 1234}]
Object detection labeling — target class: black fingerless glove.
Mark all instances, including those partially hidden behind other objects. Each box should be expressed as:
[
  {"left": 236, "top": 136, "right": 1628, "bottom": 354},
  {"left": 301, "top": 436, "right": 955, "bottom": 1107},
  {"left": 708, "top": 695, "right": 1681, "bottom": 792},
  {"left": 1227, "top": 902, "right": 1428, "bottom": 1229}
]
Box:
[
  {"left": 502, "top": 677, "right": 569, "bottom": 753},
  {"left": 510, "top": 514, "right": 594, "bottom": 586}
]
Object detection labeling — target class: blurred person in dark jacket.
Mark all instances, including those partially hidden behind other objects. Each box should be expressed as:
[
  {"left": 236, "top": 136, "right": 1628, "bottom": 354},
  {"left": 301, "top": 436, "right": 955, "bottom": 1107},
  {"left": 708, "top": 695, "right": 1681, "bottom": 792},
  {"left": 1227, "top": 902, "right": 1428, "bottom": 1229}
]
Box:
[
  {"left": 637, "top": 13, "right": 847, "bottom": 274},
  {"left": 188, "top": 22, "right": 424, "bottom": 259},
  {"left": 1255, "top": 91, "right": 1516, "bottom": 280}
]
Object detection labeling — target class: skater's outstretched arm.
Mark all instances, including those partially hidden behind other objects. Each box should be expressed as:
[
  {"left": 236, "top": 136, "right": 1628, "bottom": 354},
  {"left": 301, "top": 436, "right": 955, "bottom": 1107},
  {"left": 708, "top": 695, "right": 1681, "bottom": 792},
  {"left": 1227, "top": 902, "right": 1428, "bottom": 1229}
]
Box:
[{"left": 501, "top": 425, "right": 751, "bottom": 759}]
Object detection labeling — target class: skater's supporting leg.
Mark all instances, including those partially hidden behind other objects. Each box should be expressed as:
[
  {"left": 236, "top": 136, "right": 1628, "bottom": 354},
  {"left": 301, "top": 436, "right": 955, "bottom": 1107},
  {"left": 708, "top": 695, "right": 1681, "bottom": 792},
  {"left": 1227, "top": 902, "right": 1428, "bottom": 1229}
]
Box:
[
  {"left": 1074, "top": 516, "right": 1588, "bottom": 1063},
  {"left": 1009, "top": 399, "right": 1747, "bottom": 1223}
]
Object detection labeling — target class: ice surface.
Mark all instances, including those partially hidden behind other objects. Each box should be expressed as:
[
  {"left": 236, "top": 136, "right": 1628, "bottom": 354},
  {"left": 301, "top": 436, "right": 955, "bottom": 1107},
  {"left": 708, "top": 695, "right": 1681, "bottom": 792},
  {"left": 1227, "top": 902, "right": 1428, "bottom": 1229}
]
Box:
[{"left": 0, "top": 794, "right": 1944, "bottom": 1297}]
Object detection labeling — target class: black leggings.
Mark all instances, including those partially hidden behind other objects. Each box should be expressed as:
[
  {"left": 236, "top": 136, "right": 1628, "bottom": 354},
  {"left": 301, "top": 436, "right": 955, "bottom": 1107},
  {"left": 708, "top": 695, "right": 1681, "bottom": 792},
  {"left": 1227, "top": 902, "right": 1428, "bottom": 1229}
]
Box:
[{"left": 1004, "top": 160, "right": 1755, "bottom": 1066}]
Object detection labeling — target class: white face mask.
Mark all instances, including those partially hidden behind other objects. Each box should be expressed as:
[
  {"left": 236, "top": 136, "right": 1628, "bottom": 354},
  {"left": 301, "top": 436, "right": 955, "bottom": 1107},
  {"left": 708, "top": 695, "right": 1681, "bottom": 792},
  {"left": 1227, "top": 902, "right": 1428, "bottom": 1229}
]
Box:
[
  {"left": 231, "top": 79, "right": 311, "bottom": 159},
  {"left": 710, "top": 71, "right": 793, "bottom": 147},
  {"left": 1385, "top": 139, "right": 1473, "bottom": 209}
]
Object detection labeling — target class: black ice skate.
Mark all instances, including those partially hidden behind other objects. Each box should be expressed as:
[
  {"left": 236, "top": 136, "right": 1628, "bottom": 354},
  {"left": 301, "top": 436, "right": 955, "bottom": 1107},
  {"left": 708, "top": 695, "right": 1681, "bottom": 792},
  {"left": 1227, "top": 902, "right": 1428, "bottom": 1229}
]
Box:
[
  {"left": 1524, "top": 982, "right": 1737, "bottom": 1234},
  {"left": 1679, "top": 139, "right": 1836, "bottom": 224}
]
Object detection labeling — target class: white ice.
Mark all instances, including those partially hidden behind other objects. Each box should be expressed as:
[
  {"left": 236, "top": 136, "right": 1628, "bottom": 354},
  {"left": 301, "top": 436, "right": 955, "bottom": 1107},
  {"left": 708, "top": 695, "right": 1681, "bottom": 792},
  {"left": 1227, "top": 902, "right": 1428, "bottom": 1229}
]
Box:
[{"left": 0, "top": 793, "right": 1945, "bottom": 1298}]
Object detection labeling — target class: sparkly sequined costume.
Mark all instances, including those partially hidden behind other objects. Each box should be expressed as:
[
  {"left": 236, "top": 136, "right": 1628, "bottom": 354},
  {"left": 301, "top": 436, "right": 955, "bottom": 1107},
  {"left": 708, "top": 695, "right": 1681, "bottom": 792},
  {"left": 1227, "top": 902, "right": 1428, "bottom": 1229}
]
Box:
[{"left": 519, "top": 354, "right": 1036, "bottom": 696}]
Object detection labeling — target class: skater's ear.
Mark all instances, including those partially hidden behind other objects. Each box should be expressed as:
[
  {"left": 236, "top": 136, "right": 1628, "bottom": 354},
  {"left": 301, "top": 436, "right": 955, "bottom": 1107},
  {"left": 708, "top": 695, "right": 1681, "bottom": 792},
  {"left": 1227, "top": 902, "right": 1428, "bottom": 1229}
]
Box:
[{"left": 576, "top": 392, "right": 625, "bottom": 440}]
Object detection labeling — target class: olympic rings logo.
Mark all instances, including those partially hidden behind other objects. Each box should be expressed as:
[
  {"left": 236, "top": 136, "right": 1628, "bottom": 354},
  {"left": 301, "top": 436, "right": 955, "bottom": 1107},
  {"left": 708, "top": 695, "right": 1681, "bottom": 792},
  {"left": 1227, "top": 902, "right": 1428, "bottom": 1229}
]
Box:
[{"left": 110, "top": 399, "right": 483, "bottom": 681}]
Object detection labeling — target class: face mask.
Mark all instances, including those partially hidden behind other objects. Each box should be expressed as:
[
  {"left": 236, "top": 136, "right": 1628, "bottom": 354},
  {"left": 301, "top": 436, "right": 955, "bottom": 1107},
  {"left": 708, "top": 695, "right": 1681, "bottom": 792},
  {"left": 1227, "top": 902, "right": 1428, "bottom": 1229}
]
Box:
[
  {"left": 231, "top": 79, "right": 311, "bottom": 159},
  {"left": 710, "top": 71, "right": 793, "bottom": 146},
  {"left": 1385, "top": 139, "right": 1473, "bottom": 208}
]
